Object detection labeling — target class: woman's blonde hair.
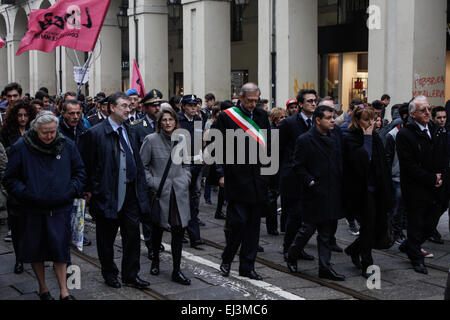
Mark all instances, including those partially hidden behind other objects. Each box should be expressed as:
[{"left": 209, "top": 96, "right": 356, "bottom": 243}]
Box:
[{"left": 270, "top": 107, "right": 286, "bottom": 126}]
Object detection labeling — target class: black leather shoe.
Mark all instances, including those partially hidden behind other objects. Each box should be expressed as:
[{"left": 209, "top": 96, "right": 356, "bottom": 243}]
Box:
[
  {"left": 198, "top": 220, "right": 206, "bottom": 227},
  {"left": 123, "top": 276, "right": 150, "bottom": 289},
  {"left": 191, "top": 240, "right": 205, "bottom": 250},
  {"left": 105, "top": 277, "right": 121, "bottom": 289},
  {"left": 182, "top": 238, "right": 188, "bottom": 244},
  {"left": 319, "top": 268, "right": 345, "bottom": 281},
  {"left": 286, "top": 260, "right": 298, "bottom": 273},
  {"left": 147, "top": 250, "right": 155, "bottom": 260},
  {"left": 413, "top": 264, "right": 428, "bottom": 274},
  {"left": 399, "top": 242, "right": 407, "bottom": 253},
  {"left": 257, "top": 245, "right": 264, "bottom": 252},
  {"left": 220, "top": 263, "right": 231, "bottom": 277},
  {"left": 299, "top": 250, "right": 314, "bottom": 261},
  {"left": 14, "top": 262, "right": 24, "bottom": 274},
  {"left": 60, "top": 295, "right": 76, "bottom": 300},
  {"left": 268, "top": 230, "right": 280, "bottom": 236},
  {"left": 159, "top": 244, "right": 165, "bottom": 252},
  {"left": 344, "top": 247, "right": 362, "bottom": 269},
  {"left": 215, "top": 211, "right": 226, "bottom": 220},
  {"left": 172, "top": 271, "right": 191, "bottom": 285},
  {"left": 39, "top": 292, "right": 55, "bottom": 300},
  {"left": 150, "top": 260, "right": 160, "bottom": 275},
  {"left": 330, "top": 243, "right": 343, "bottom": 253},
  {"left": 83, "top": 237, "right": 92, "bottom": 246},
  {"left": 239, "top": 270, "right": 263, "bottom": 281},
  {"left": 428, "top": 235, "right": 444, "bottom": 244}
]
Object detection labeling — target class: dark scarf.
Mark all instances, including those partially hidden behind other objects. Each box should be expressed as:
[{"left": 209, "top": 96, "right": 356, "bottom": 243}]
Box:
[{"left": 23, "top": 129, "right": 66, "bottom": 156}]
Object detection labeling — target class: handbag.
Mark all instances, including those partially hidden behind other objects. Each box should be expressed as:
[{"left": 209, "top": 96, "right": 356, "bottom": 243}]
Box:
[{"left": 149, "top": 142, "right": 177, "bottom": 225}]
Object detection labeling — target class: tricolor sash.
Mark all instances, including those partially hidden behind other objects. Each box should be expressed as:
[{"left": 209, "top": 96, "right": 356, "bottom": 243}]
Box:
[{"left": 224, "top": 107, "right": 266, "bottom": 149}]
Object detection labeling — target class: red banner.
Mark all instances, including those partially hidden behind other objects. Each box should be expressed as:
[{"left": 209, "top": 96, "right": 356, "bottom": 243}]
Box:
[
  {"left": 131, "top": 59, "right": 146, "bottom": 98},
  {"left": 16, "top": 0, "right": 111, "bottom": 56},
  {"left": 0, "top": 37, "right": 5, "bottom": 49}
]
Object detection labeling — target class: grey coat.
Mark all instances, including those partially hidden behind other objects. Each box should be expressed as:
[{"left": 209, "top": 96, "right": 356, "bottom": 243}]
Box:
[{"left": 140, "top": 132, "right": 191, "bottom": 229}]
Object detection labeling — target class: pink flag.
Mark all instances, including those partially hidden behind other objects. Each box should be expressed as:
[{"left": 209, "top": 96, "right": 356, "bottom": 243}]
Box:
[
  {"left": 131, "top": 59, "right": 146, "bottom": 98},
  {"left": 16, "top": 0, "right": 110, "bottom": 56},
  {"left": 0, "top": 37, "right": 5, "bottom": 49}
]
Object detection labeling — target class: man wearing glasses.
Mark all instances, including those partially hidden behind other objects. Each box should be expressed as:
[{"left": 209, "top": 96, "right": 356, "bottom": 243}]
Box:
[{"left": 396, "top": 96, "right": 448, "bottom": 275}]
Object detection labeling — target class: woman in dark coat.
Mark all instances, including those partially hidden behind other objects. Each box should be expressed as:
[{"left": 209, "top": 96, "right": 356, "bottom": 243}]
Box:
[
  {"left": 3, "top": 111, "right": 86, "bottom": 300},
  {"left": 343, "top": 107, "right": 393, "bottom": 278},
  {"left": 0, "top": 100, "right": 37, "bottom": 274},
  {"left": 139, "top": 107, "right": 192, "bottom": 285}
]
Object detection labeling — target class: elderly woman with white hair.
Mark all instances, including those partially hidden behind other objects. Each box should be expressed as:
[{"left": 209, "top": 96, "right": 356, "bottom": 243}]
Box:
[{"left": 2, "top": 110, "right": 86, "bottom": 300}]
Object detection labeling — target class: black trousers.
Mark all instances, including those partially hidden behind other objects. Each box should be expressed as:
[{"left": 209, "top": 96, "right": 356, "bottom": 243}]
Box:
[
  {"left": 216, "top": 186, "right": 225, "bottom": 213},
  {"left": 222, "top": 202, "right": 261, "bottom": 273},
  {"left": 187, "top": 164, "right": 203, "bottom": 243},
  {"left": 404, "top": 202, "right": 441, "bottom": 265},
  {"left": 265, "top": 190, "right": 279, "bottom": 233},
  {"left": 95, "top": 184, "right": 141, "bottom": 282},
  {"left": 282, "top": 197, "right": 303, "bottom": 253},
  {"left": 346, "top": 192, "right": 377, "bottom": 268},
  {"left": 151, "top": 225, "right": 184, "bottom": 273},
  {"left": 142, "top": 221, "right": 153, "bottom": 251},
  {"left": 288, "top": 221, "right": 335, "bottom": 271}
]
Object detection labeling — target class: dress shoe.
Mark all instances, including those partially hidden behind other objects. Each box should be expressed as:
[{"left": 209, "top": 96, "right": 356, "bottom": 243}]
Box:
[
  {"left": 319, "top": 268, "right": 345, "bottom": 281},
  {"left": 344, "top": 247, "right": 362, "bottom": 269},
  {"left": 330, "top": 243, "right": 343, "bottom": 253},
  {"left": 286, "top": 260, "right": 298, "bottom": 273},
  {"left": 299, "top": 250, "right": 314, "bottom": 261},
  {"left": 428, "top": 235, "right": 444, "bottom": 244},
  {"left": 214, "top": 211, "right": 226, "bottom": 220},
  {"left": 150, "top": 260, "right": 160, "bottom": 275},
  {"left": 159, "top": 244, "right": 165, "bottom": 252},
  {"left": 60, "top": 295, "right": 76, "bottom": 300},
  {"left": 123, "top": 276, "right": 150, "bottom": 289},
  {"left": 105, "top": 277, "right": 121, "bottom": 289},
  {"left": 14, "top": 262, "right": 24, "bottom": 274},
  {"left": 191, "top": 239, "right": 205, "bottom": 250},
  {"left": 182, "top": 238, "right": 188, "bottom": 244},
  {"left": 239, "top": 270, "right": 263, "bottom": 281},
  {"left": 83, "top": 237, "right": 92, "bottom": 246},
  {"left": 172, "top": 271, "right": 191, "bottom": 285},
  {"left": 413, "top": 264, "right": 428, "bottom": 275},
  {"left": 361, "top": 266, "right": 374, "bottom": 279},
  {"left": 205, "top": 200, "right": 213, "bottom": 205},
  {"left": 220, "top": 263, "right": 231, "bottom": 277},
  {"left": 399, "top": 242, "right": 407, "bottom": 253},
  {"left": 257, "top": 245, "right": 264, "bottom": 252},
  {"left": 268, "top": 230, "right": 280, "bottom": 236},
  {"left": 198, "top": 220, "right": 206, "bottom": 227},
  {"left": 39, "top": 292, "right": 55, "bottom": 300},
  {"left": 147, "top": 250, "right": 155, "bottom": 260}
]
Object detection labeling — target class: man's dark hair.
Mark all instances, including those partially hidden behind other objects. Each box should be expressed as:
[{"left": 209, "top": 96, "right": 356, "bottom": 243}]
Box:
[
  {"left": 432, "top": 106, "right": 446, "bottom": 119},
  {"left": 205, "top": 93, "right": 215, "bottom": 101},
  {"left": 62, "top": 99, "right": 81, "bottom": 112},
  {"left": 381, "top": 94, "right": 391, "bottom": 101},
  {"left": 109, "top": 92, "right": 130, "bottom": 107},
  {"left": 371, "top": 100, "right": 384, "bottom": 110},
  {"left": 296, "top": 89, "right": 317, "bottom": 104},
  {"left": 313, "top": 105, "right": 334, "bottom": 121},
  {"left": 260, "top": 99, "right": 269, "bottom": 104},
  {"left": 390, "top": 104, "right": 401, "bottom": 118},
  {"left": 39, "top": 87, "right": 49, "bottom": 94},
  {"left": 1, "top": 90, "right": 5, "bottom": 97},
  {"left": 221, "top": 100, "right": 234, "bottom": 111},
  {"left": 78, "top": 93, "right": 85, "bottom": 102},
  {"left": 398, "top": 103, "right": 410, "bottom": 123},
  {"left": 4, "top": 82, "right": 22, "bottom": 95},
  {"left": 35, "top": 90, "right": 49, "bottom": 100},
  {"left": 64, "top": 91, "right": 77, "bottom": 100},
  {"left": 349, "top": 98, "right": 364, "bottom": 111},
  {"left": 31, "top": 99, "right": 44, "bottom": 108}
]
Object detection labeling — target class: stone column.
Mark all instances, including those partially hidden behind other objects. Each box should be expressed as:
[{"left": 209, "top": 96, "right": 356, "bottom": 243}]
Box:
[
  {"left": 30, "top": 50, "right": 57, "bottom": 95},
  {"left": 182, "top": 0, "right": 231, "bottom": 101},
  {"left": 276, "top": 0, "right": 318, "bottom": 106},
  {"left": 258, "top": 0, "right": 272, "bottom": 107},
  {"left": 368, "top": 0, "right": 447, "bottom": 116},
  {"left": 11, "top": 38, "right": 29, "bottom": 94},
  {"left": 129, "top": 0, "right": 169, "bottom": 97}
]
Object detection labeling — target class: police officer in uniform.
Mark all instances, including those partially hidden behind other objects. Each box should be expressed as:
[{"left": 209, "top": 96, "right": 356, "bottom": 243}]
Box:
[
  {"left": 131, "top": 89, "right": 165, "bottom": 259},
  {"left": 87, "top": 96, "right": 109, "bottom": 127}
]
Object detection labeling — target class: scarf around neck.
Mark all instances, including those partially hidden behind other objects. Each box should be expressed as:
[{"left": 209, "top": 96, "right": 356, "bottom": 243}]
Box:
[{"left": 23, "top": 129, "right": 66, "bottom": 156}]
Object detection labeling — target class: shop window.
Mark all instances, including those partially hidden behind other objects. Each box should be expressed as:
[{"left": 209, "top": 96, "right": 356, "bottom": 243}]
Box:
[{"left": 231, "top": 70, "right": 249, "bottom": 96}]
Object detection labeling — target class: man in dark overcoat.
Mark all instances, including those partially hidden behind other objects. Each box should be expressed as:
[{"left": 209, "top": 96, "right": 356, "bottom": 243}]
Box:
[
  {"left": 286, "top": 105, "right": 346, "bottom": 281},
  {"left": 216, "top": 83, "right": 271, "bottom": 280},
  {"left": 396, "top": 96, "right": 449, "bottom": 274},
  {"left": 79, "top": 92, "right": 150, "bottom": 289}
]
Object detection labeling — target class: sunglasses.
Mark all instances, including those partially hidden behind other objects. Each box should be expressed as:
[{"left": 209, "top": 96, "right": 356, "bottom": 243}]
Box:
[{"left": 306, "top": 99, "right": 318, "bottom": 104}]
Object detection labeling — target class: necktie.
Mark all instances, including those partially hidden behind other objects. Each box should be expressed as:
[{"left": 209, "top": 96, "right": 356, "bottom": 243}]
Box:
[
  {"left": 307, "top": 119, "right": 312, "bottom": 130},
  {"left": 118, "top": 127, "right": 137, "bottom": 183},
  {"left": 423, "top": 129, "right": 429, "bottom": 138}
]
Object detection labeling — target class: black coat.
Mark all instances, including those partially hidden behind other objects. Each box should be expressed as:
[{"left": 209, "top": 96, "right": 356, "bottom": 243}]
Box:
[
  {"left": 131, "top": 117, "right": 156, "bottom": 149},
  {"left": 278, "top": 113, "right": 311, "bottom": 199},
  {"left": 215, "top": 105, "right": 271, "bottom": 204},
  {"left": 343, "top": 129, "right": 393, "bottom": 220},
  {"left": 58, "top": 118, "right": 88, "bottom": 146},
  {"left": 294, "top": 128, "right": 345, "bottom": 223},
  {"left": 78, "top": 119, "right": 150, "bottom": 219},
  {"left": 396, "top": 121, "right": 448, "bottom": 208},
  {"left": 86, "top": 112, "right": 106, "bottom": 128},
  {"left": 178, "top": 112, "right": 206, "bottom": 162}
]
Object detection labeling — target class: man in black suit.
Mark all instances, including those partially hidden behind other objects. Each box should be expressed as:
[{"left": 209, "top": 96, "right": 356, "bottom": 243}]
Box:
[
  {"left": 396, "top": 96, "right": 448, "bottom": 274},
  {"left": 87, "top": 96, "right": 109, "bottom": 127},
  {"left": 131, "top": 89, "right": 164, "bottom": 259},
  {"left": 278, "top": 89, "right": 317, "bottom": 262},
  {"left": 216, "top": 83, "right": 271, "bottom": 281},
  {"left": 286, "top": 105, "right": 346, "bottom": 281},
  {"left": 79, "top": 92, "right": 150, "bottom": 289}
]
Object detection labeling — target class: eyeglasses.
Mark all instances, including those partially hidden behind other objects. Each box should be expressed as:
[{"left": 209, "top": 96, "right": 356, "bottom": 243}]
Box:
[
  {"left": 306, "top": 99, "right": 318, "bottom": 104},
  {"left": 416, "top": 107, "right": 431, "bottom": 113}
]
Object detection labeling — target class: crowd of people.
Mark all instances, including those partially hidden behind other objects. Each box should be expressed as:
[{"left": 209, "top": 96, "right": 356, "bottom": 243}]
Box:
[{"left": 0, "top": 81, "right": 448, "bottom": 300}]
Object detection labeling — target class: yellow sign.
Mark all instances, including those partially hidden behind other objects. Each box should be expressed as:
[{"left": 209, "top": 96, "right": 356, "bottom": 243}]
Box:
[{"left": 294, "top": 78, "right": 316, "bottom": 94}]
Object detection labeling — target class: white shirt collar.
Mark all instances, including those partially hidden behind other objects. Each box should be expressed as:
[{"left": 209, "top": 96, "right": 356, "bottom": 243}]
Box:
[{"left": 301, "top": 111, "right": 313, "bottom": 123}]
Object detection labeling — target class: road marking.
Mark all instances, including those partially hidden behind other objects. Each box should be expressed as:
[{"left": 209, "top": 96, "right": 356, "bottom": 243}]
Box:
[{"left": 163, "top": 243, "right": 305, "bottom": 300}]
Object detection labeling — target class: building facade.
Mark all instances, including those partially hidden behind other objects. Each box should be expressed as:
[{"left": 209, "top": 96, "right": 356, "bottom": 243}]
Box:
[{"left": 0, "top": 0, "right": 448, "bottom": 117}]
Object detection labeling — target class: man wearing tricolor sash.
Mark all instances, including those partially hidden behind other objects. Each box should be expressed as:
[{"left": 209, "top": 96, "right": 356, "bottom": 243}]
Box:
[{"left": 216, "top": 83, "right": 271, "bottom": 281}]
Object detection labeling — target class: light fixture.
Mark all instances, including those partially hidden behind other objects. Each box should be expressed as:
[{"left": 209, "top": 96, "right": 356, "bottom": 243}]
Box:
[{"left": 116, "top": 6, "right": 128, "bottom": 30}]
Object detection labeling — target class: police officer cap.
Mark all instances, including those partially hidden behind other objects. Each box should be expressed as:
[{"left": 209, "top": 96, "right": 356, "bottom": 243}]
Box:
[
  {"left": 142, "top": 89, "right": 164, "bottom": 105},
  {"left": 181, "top": 94, "right": 198, "bottom": 105}
]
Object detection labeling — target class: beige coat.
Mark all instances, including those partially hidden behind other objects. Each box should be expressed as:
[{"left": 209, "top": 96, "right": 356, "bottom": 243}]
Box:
[{"left": 139, "top": 132, "right": 191, "bottom": 229}]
